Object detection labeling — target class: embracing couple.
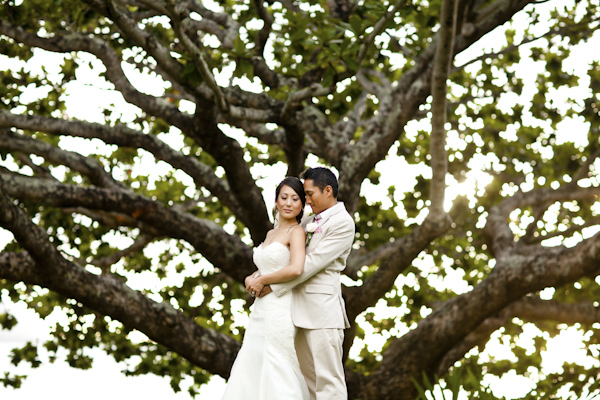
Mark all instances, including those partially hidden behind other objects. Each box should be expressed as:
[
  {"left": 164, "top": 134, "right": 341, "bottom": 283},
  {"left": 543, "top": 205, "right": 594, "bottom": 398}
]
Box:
[{"left": 222, "top": 167, "right": 355, "bottom": 400}]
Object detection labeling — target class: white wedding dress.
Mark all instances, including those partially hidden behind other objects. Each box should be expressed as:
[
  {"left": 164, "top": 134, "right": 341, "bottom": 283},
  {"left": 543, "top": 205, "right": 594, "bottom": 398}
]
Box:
[{"left": 221, "top": 242, "right": 309, "bottom": 400}]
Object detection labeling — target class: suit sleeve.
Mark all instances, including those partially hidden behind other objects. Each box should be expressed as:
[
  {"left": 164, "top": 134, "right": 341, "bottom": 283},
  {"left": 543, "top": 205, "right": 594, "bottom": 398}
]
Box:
[{"left": 271, "top": 214, "right": 355, "bottom": 296}]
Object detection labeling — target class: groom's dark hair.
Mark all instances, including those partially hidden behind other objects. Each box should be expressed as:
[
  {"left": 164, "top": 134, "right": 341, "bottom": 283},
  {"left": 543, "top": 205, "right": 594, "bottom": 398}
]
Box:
[{"left": 301, "top": 167, "right": 339, "bottom": 198}]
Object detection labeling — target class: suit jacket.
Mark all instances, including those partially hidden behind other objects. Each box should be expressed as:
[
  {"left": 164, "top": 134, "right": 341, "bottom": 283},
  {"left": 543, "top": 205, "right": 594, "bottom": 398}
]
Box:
[{"left": 271, "top": 202, "right": 355, "bottom": 329}]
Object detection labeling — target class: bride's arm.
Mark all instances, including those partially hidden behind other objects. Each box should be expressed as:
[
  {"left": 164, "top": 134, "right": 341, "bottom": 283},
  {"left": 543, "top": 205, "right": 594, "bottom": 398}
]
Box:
[
  {"left": 248, "top": 227, "right": 306, "bottom": 294},
  {"left": 270, "top": 214, "right": 355, "bottom": 296}
]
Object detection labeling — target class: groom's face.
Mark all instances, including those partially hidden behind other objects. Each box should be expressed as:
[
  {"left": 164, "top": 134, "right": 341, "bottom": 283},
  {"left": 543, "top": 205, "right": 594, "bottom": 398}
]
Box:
[{"left": 303, "top": 179, "right": 328, "bottom": 215}]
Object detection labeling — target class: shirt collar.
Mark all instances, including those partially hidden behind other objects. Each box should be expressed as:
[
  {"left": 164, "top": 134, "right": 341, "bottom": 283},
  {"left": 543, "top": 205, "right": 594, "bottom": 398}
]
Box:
[{"left": 314, "top": 201, "right": 343, "bottom": 222}]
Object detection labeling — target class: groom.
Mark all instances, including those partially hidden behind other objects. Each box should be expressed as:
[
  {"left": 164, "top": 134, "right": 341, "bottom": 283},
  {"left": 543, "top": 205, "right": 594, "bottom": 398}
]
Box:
[{"left": 257, "top": 167, "right": 355, "bottom": 400}]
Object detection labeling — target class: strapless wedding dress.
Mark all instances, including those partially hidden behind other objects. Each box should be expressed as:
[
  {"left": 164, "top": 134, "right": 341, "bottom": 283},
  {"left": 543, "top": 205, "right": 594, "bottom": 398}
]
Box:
[{"left": 221, "top": 242, "right": 309, "bottom": 400}]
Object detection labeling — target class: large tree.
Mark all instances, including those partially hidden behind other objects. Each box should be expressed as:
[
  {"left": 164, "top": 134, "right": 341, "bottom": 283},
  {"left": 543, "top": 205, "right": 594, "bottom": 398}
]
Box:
[{"left": 1, "top": 0, "right": 599, "bottom": 398}]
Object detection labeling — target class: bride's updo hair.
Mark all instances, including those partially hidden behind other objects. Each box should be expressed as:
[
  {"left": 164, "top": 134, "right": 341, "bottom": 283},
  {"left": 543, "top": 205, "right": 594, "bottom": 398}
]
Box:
[{"left": 274, "top": 177, "right": 306, "bottom": 224}]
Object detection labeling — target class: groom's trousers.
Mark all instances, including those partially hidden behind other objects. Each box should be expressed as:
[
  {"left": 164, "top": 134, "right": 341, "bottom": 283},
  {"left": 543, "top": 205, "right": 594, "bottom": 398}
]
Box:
[{"left": 295, "top": 327, "right": 347, "bottom": 400}]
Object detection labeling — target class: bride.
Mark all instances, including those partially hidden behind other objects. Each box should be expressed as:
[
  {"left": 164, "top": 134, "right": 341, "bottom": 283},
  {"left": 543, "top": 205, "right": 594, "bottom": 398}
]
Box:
[{"left": 221, "top": 177, "right": 310, "bottom": 400}]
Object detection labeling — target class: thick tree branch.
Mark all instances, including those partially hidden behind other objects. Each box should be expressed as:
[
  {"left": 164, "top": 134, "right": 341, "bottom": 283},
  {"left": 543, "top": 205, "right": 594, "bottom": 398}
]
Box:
[
  {"left": 180, "top": 0, "right": 293, "bottom": 93},
  {"left": 429, "top": 0, "right": 458, "bottom": 215},
  {"left": 356, "top": 69, "right": 391, "bottom": 99},
  {"left": 0, "top": 173, "right": 255, "bottom": 282},
  {"left": 211, "top": 86, "right": 285, "bottom": 127},
  {"left": 485, "top": 185, "right": 600, "bottom": 258},
  {"left": 338, "top": 0, "right": 538, "bottom": 213},
  {"left": 0, "top": 130, "right": 120, "bottom": 188},
  {"left": 344, "top": 240, "right": 398, "bottom": 280},
  {"left": 523, "top": 200, "right": 552, "bottom": 243},
  {"left": 0, "top": 248, "right": 240, "bottom": 379},
  {"left": 355, "top": 229, "right": 600, "bottom": 399},
  {"left": 191, "top": 102, "right": 272, "bottom": 244},
  {"left": 355, "top": 0, "right": 409, "bottom": 65},
  {"left": 345, "top": 213, "right": 452, "bottom": 313},
  {"left": 176, "top": 16, "right": 229, "bottom": 112},
  {"left": 86, "top": 234, "right": 155, "bottom": 274},
  {"left": 228, "top": 103, "right": 280, "bottom": 122},
  {"left": 187, "top": 0, "right": 241, "bottom": 47},
  {"left": 218, "top": 117, "right": 285, "bottom": 145},
  {"left": 0, "top": 16, "right": 185, "bottom": 126},
  {"left": 252, "top": 0, "right": 273, "bottom": 55},
  {"left": 573, "top": 147, "right": 600, "bottom": 183},
  {"left": 128, "top": 0, "right": 168, "bottom": 15},
  {"left": 454, "top": 17, "right": 600, "bottom": 73},
  {"left": 62, "top": 207, "right": 153, "bottom": 231},
  {"left": 249, "top": 55, "right": 297, "bottom": 89},
  {"left": 12, "top": 152, "right": 53, "bottom": 180},
  {"left": 0, "top": 110, "right": 248, "bottom": 226},
  {"left": 281, "top": 83, "right": 332, "bottom": 119},
  {"left": 436, "top": 295, "right": 600, "bottom": 375},
  {"left": 526, "top": 215, "right": 600, "bottom": 245},
  {"left": 510, "top": 296, "right": 600, "bottom": 325}
]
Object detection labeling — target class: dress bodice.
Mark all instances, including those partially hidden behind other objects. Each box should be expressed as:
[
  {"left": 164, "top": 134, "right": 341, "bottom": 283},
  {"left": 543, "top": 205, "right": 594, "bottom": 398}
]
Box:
[
  {"left": 253, "top": 242, "right": 290, "bottom": 274},
  {"left": 223, "top": 240, "right": 309, "bottom": 400}
]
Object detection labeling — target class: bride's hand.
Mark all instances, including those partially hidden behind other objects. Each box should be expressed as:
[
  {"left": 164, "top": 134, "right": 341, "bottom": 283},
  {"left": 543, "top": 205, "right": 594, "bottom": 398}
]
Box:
[
  {"left": 244, "top": 273, "right": 255, "bottom": 292},
  {"left": 248, "top": 278, "right": 265, "bottom": 297}
]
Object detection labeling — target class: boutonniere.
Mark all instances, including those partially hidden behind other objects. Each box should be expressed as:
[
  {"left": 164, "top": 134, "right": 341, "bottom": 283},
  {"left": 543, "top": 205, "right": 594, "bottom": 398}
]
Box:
[{"left": 305, "top": 221, "right": 322, "bottom": 246}]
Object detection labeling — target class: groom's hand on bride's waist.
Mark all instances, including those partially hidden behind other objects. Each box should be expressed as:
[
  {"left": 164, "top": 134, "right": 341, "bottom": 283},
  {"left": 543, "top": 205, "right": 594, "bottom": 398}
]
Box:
[{"left": 257, "top": 285, "right": 272, "bottom": 297}]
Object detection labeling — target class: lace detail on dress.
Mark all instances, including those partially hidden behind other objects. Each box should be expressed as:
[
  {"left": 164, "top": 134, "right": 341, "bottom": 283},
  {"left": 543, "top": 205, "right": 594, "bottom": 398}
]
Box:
[
  {"left": 222, "top": 242, "right": 309, "bottom": 399},
  {"left": 252, "top": 242, "right": 298, "bottom": 364},
  {"left": 253, "top": 241, "right": 291, "bottom": 274}
]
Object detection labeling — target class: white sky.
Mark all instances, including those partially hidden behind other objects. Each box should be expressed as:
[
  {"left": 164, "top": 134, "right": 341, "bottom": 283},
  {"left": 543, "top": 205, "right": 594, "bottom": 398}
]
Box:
[{"left": 1, "top": 0, "right": 600, "bottom": 398}]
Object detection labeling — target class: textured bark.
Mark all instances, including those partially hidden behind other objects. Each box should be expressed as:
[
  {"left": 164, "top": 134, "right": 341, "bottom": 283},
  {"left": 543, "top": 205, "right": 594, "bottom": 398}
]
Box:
[
  {"left": 345, "top": 214, "right": 454, "bottom": 321},
  {"left": 0, "top": 0, "right": 597, "bottom": 399},
  {"left": 0, "top": 112, "right": 242, "bottom": 223},
  {"left": 355, "top": 231, "right": 600, "bottom": 399},
  {"left": 436, "top": 295, "right": 600, "bottom": 375},
  {"left": 430, "top": 0, "right": 458, "bottom": 214},
  {"left": 0, "top": 249, "right": 241, "bottom": 377},
  {"left": 0, "top": 173, "right": 255, "bottom": 282}
]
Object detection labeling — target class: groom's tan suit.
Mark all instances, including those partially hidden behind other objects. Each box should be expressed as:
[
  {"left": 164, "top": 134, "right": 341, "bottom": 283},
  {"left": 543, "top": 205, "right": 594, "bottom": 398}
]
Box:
[{"left": 271, "top": 202, "right": 354, "bottom": 400}]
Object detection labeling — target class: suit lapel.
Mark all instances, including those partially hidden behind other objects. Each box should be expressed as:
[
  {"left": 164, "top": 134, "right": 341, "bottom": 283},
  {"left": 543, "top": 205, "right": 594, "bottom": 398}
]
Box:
[
  {"left": 316, "top": 202, "right": 345, "bottom": 227},
  {"left": 306, "top": 204, "right": 347, "bottom": 248}
]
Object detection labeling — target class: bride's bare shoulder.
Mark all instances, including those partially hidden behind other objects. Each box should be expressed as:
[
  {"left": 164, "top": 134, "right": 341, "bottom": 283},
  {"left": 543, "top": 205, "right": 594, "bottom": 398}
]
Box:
[{"left": 289, "top": 224, "right": 306, "bottom": 239}]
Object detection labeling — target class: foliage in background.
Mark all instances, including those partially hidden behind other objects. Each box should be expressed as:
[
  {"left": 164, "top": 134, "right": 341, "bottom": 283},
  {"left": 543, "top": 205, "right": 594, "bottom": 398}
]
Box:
[{"left": 0, "top": 0, "right": 599, "bottom": 398}]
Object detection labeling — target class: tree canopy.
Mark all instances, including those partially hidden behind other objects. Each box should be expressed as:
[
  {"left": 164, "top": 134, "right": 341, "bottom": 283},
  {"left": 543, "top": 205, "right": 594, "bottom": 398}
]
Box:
[{"left": 1, "top": 0, "right": 600, "bottom": 398}]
